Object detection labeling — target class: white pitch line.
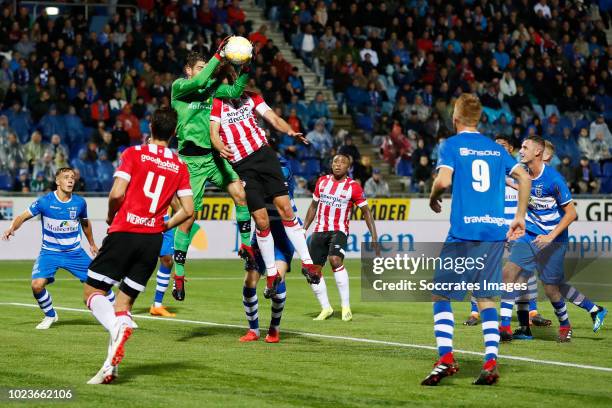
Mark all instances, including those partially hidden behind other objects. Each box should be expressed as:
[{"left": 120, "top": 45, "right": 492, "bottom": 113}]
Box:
[
  {"left": 0, "top": 277, "right": 361, "bottom": 282},
  {"left": 2, "top": 302, "right": 611, "bottom": 373}
]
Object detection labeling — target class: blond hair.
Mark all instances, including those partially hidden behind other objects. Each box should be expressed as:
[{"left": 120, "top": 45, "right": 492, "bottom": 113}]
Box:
[{"left": 453, "top": 93, "right": 482, "bottom": 127}]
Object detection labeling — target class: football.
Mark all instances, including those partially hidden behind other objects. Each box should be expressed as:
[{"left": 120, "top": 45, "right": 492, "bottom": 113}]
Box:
[{"left": 224, "top": 36, "right": 253, "bottom": 65}]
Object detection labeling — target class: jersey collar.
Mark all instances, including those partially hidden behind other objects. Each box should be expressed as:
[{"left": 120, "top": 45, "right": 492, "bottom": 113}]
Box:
[{"left": 54, "top": 190, "right": 72, "bottom": 203}]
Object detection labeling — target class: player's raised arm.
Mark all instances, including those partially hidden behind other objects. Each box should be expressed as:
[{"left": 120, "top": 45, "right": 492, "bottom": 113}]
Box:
[
  {"left": 214, "top": 70, "right": 249, "bottom": 99},
  {"left": 262, "top": 109, "right": 308, "bottom": 144},
  {"left": 1, "top": 209, "right": 35, "bottom": 240}
]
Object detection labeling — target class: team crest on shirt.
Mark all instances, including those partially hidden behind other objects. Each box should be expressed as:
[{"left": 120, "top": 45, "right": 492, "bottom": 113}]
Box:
[
  {"left": 69, "top": 210, "right": 77, "bottom": 219},
  {"left": 534, "top": 184, "right": 543, "bottom": 198}
]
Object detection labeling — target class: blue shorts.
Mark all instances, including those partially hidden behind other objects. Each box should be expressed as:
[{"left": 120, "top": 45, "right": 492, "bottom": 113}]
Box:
[
  {"left": 32, "top": 248, "right": 92, "bottom": 283},
  {"left": 508, "top": 231, "right": 567, "bottom": 285},
  {"left": 248, "top": 222, "right": 294, "bottom": 275},
  {"left": 159, "top": 228, "right": 175, "bottom": 257},
  {"left": 432, "top": 235, "right": 504, "bottom": 300}
]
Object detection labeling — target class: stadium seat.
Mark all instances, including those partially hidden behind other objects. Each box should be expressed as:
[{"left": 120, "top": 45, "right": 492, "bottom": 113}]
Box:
[
  {"left": 396, "top": 158, "right": 413, "bottom": 177},
  {"left": 0, "top": 172, "right": 12, "bottom": 190}
]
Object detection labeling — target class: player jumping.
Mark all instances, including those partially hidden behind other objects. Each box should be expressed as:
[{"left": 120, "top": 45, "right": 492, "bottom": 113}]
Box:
[
  {"left": 239, "top": 156, "right": 296, "bottom": 343},
  {"left": 209, "top": 89, "right": 322, "bottom": 298},
  {"left": 303, "top": 154, "right": 379, "bottom": 322},
  {"left": 421, "top": 94, "right": 531, "bottom": 386},
  {"left": 84, "top": 108, "right": 194, "bottom": 384},
  {"left": 171, "top": 44, "right": 255, "bottom": 301},
  {"left": 2, "top": 167, "right": 113, "bottom": 329}
]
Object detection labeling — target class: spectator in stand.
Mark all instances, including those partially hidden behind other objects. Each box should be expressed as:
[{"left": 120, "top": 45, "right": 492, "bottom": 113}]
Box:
[
  {"left": 558, "top": 156, "right": 575, "bottom": 191},
  {"left": 33, "top": 151, "right": 55, "bottom": 186},
  {"left": 117, "top": 104, "right": 142, "bottom": 144},
  {"left": 575, "top": 157, "right": 600, "bottom": 193},
  {"left": 1, "top": 132, "right": 24, "bottom": 177},
  {"left": 353, "top": 155, "right": 373, "bottom": 187},
  {"left": 307, "top": 91, "right": 332, "bottom": 130},
  {"left": 72, "top": 167, "right": 86, "bottom": 192},
  {"left": 46, "top": 134, "right": 69, "bottom": 162},
  {"left": 29, "top": 171, "right": 47, "bottom": 193},
  {"left": 306, "top": 119, "right": 332, "bottom": 158},
  {"left": 364, "top": 168, "right": 390, "bottom": 197},
  {"left": 13, "top": 168, "right": 30, "bottom": 192},
  {"left": 23, "top": 131, "right": 46, "bottom": 170},
  {"left": 288, "top": 67, "right": 305, "bottom": 99},
  {"left": 590, "top": 114, "right": 612, "bottom": 145},
  {"left": 338, "top": 135, "right": 361, "bottom": 164},
  {"left": 578, "top": 127, "right": 596, "bottom": 159},
  {"left": 592, "top": 131, "right": 612, "bottom": 162},
  {"left": 414, "top": 155, "right": 433, "bottom": 194}
]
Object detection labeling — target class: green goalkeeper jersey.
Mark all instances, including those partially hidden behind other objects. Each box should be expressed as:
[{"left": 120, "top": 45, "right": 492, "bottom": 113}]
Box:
[{"left": 171, "top": 56, "right": 248, "bottom": 152}]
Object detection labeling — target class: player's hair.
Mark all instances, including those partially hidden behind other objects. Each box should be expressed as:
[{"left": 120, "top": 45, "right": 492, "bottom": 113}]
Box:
[
  {"left": 453, "top": 93, "right": 482, "bottom": 127},
  {"left": 151, "top": 107, "right": 178, "bottom": 142},
  {"left": 494, "top": 134, "right": 512, "bottom": 145},
  {"left": 333, "top": 153, "right": 352, "bottom": 164},
  {"left": 544, "top": 140, "right": 555, "bottom": 154},
  {"left": 55, "top": 167, "right": 74, "bottom": 178},
  {"left": 185, "top": 51, "right": 205, "bottom": 69},
  {"left": 526, "top": 135, "right": 546, "bottom": 154}
]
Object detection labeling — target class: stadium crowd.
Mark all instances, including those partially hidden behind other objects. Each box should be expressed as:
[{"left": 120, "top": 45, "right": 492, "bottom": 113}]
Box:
[
  {"left": 0, "top": 0, "right": 611, "bottom": 195},
  {"left": 269, "top": 0, "right": 612, "bottom": 193}
]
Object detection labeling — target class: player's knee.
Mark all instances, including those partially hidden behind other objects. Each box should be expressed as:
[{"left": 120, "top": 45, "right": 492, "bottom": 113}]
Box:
[
  {"left": 543, "top": 284, "right": 560, "bottom": 300},
  {"left": 277, "top": 203, "right": 294, "bottom": 219},
  {"left": 31, "top": 279, "right": 45, "bottom": 293},
  {"left": 244, "top": 272, "right": 259, "bottom": 288},
  {"left": 252, "top": 211, "right": 270, "bottom": 231},
  {"left": 329, "top": 256, "right": 343, "bottom": 269}
]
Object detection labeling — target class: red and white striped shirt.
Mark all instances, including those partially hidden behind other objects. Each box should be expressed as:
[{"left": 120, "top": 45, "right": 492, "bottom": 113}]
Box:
[
  {"left": 313, "top": 175, "right": 367, "bottom": 235},
  {"left": 210, "top": 91, "right": 272, "bottom": 163}
]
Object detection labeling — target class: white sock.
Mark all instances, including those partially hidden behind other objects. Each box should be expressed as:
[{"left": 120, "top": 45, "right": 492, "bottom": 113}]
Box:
[
  {"left": 282, "top": 218, "right": 313, "bottom": 264},
  {"left": 333, "top": 265, "right": 350, "bottom": 308},
  {"left": 87, "top": 293, "right": 116, "bottom": 332},
  {"left": 310, "top": 277, "right": 331, "bottom": 309},
  {"left": 256, "top": 228, "right": 277, "bottom": 277}
]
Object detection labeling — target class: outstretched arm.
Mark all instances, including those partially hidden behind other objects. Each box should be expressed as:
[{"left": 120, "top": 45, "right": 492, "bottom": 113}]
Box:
[
  {"left": 214, "top": 72, "right": 249, "bottom": 99},
  {"left": 2, "top": 210, "right": 34, "bottom": 241},
  {"left": 263, "top": 109, "right": 308, "bottom": 144},
  {"left": 171, "top": 56, "right": 223, "bottom": 100}
]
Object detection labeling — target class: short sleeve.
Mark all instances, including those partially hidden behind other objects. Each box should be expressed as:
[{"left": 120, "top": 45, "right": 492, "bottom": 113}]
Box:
[
  {"left": 502, "top": 149, "right": 520, "bottom": 176},
  {"left": 554, "top": 174, "right": 572, "bottom": 206},
  {"left": 313, "top": 176, "right": 323, "bottom": 201},
  {"left": 28, "top": 197, "right": 43, "bottom": 217},
  {"left": 80, "top": 199, "right": 88, "bottom": 219},
  {"left": 436, "top": 140, "right": 455, "bottom": 171},
  {"left": 114, "top": 147, "right": 134, "bottom": 181},
  {"left": 177, "top": 164, "right": 193, "bottom": 197},
  {"left": 252, "top": 93, "right": 272, "bottom": 116},
  {"left": 351, "top": 182, "right": 368, "bottom": 208},
  {"left": 210, "top": 98, "right": 222, "bottom": 123}
]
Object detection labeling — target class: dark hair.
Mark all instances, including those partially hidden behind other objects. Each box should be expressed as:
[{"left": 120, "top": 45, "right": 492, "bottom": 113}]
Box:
[
  {"left": 334, "top": 152, "right": 352, "bottom": 163},
  {"left": 494, "top": 134, "right": 512, "bottom": 144},
  {"left": 526, "top": 135, "right": 545, "bottom": 150},
  {"left": 185, "top": 51, "right": 204, "bottom": 68},
  {"left": 151, "top": 107, "right": 178, "bottom": 142},
  {"left": 55, "top": 167, "right": 75, "bottom": 178}
]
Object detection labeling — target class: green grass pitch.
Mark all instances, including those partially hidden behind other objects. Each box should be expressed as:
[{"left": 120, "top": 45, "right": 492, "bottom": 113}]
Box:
[{"left": 1, "top": 259, "right": 611, "bottom": 407}]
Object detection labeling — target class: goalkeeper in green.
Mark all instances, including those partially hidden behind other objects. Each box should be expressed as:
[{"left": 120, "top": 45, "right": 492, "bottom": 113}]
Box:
[{"left": 170, "top": 40, "right": 254, "bottom": 300}]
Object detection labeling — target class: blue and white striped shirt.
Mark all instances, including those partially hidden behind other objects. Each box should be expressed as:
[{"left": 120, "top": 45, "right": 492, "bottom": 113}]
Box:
[
  {"left": 28, "top": 191, "right": 88, "bottom": 252},
  {"left": 525, "top": 164, "right": 572, "bottom": 240},
  {"left": 504, "top": 182, "right": 518, "bottom": 225}
]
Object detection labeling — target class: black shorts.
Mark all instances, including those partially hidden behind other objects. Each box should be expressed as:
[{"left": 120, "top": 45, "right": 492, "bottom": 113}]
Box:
[
  {"left": 86, "top": 232, "right": 162, "bottom": 298},
  {"left": 309, "top": 231, "right": 348, "bottom": 266},
  {"left": 233, "top": 145, "right": 289, "bottom": 212}
]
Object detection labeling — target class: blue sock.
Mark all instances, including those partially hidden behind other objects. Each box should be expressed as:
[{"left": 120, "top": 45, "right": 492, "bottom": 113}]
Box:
[
  {"left": 529, "top": 299, "right": 537, "bottom": 312},
  {"left": 270, "top": 281, "right": 286, "bottom": 332},
  {"left": 552, "top": 300, "right": 570, "bottom": 327},
  {"left": 470, "top": 298, "right": 479, "bottom": 315},
  {"left": 433, "top": 300, "right": 454, "bottom": 357},
  {"left": 34, "top": 289, "right": 56, "bottom": 317},
  {"left": 243, "top": 286, "right": 259, "bottom": 335},
  {"left": 153, "top": 264, "right": 172, "bottom": 306},
  {"left": 560, "top": 283, "right": 597, "bottom": 313},
  {"left": 106, "top": 290, "right": 115, "bottom": 304},
  {"left": 480, "top": 307, "right": 500, "bottom": 361}
]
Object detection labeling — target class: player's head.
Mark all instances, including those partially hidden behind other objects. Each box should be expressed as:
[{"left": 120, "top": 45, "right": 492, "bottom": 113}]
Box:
[
  {"left": 184, "top": 51, "right": 206, "bottom": 79},
  {"left": 331, "top": 153, "right": 351, "bottom": 178},
  {"left": 55, "top": 167, "right": 75, "bottom": 193},
  {"left": 494, "top": 134, "right": 514, "bottom": 154},
  {"left": 452, "top": 93, "right": 482, "bottom": 131},
  {"left": 150, "top": 107, "right": 178, "bottom": 144},
  {"left": 543, "top": 140, "right": 555, "bottom": 164},
  {"left": 519, "top": 135, "right": 545, "bottom": 165}
]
